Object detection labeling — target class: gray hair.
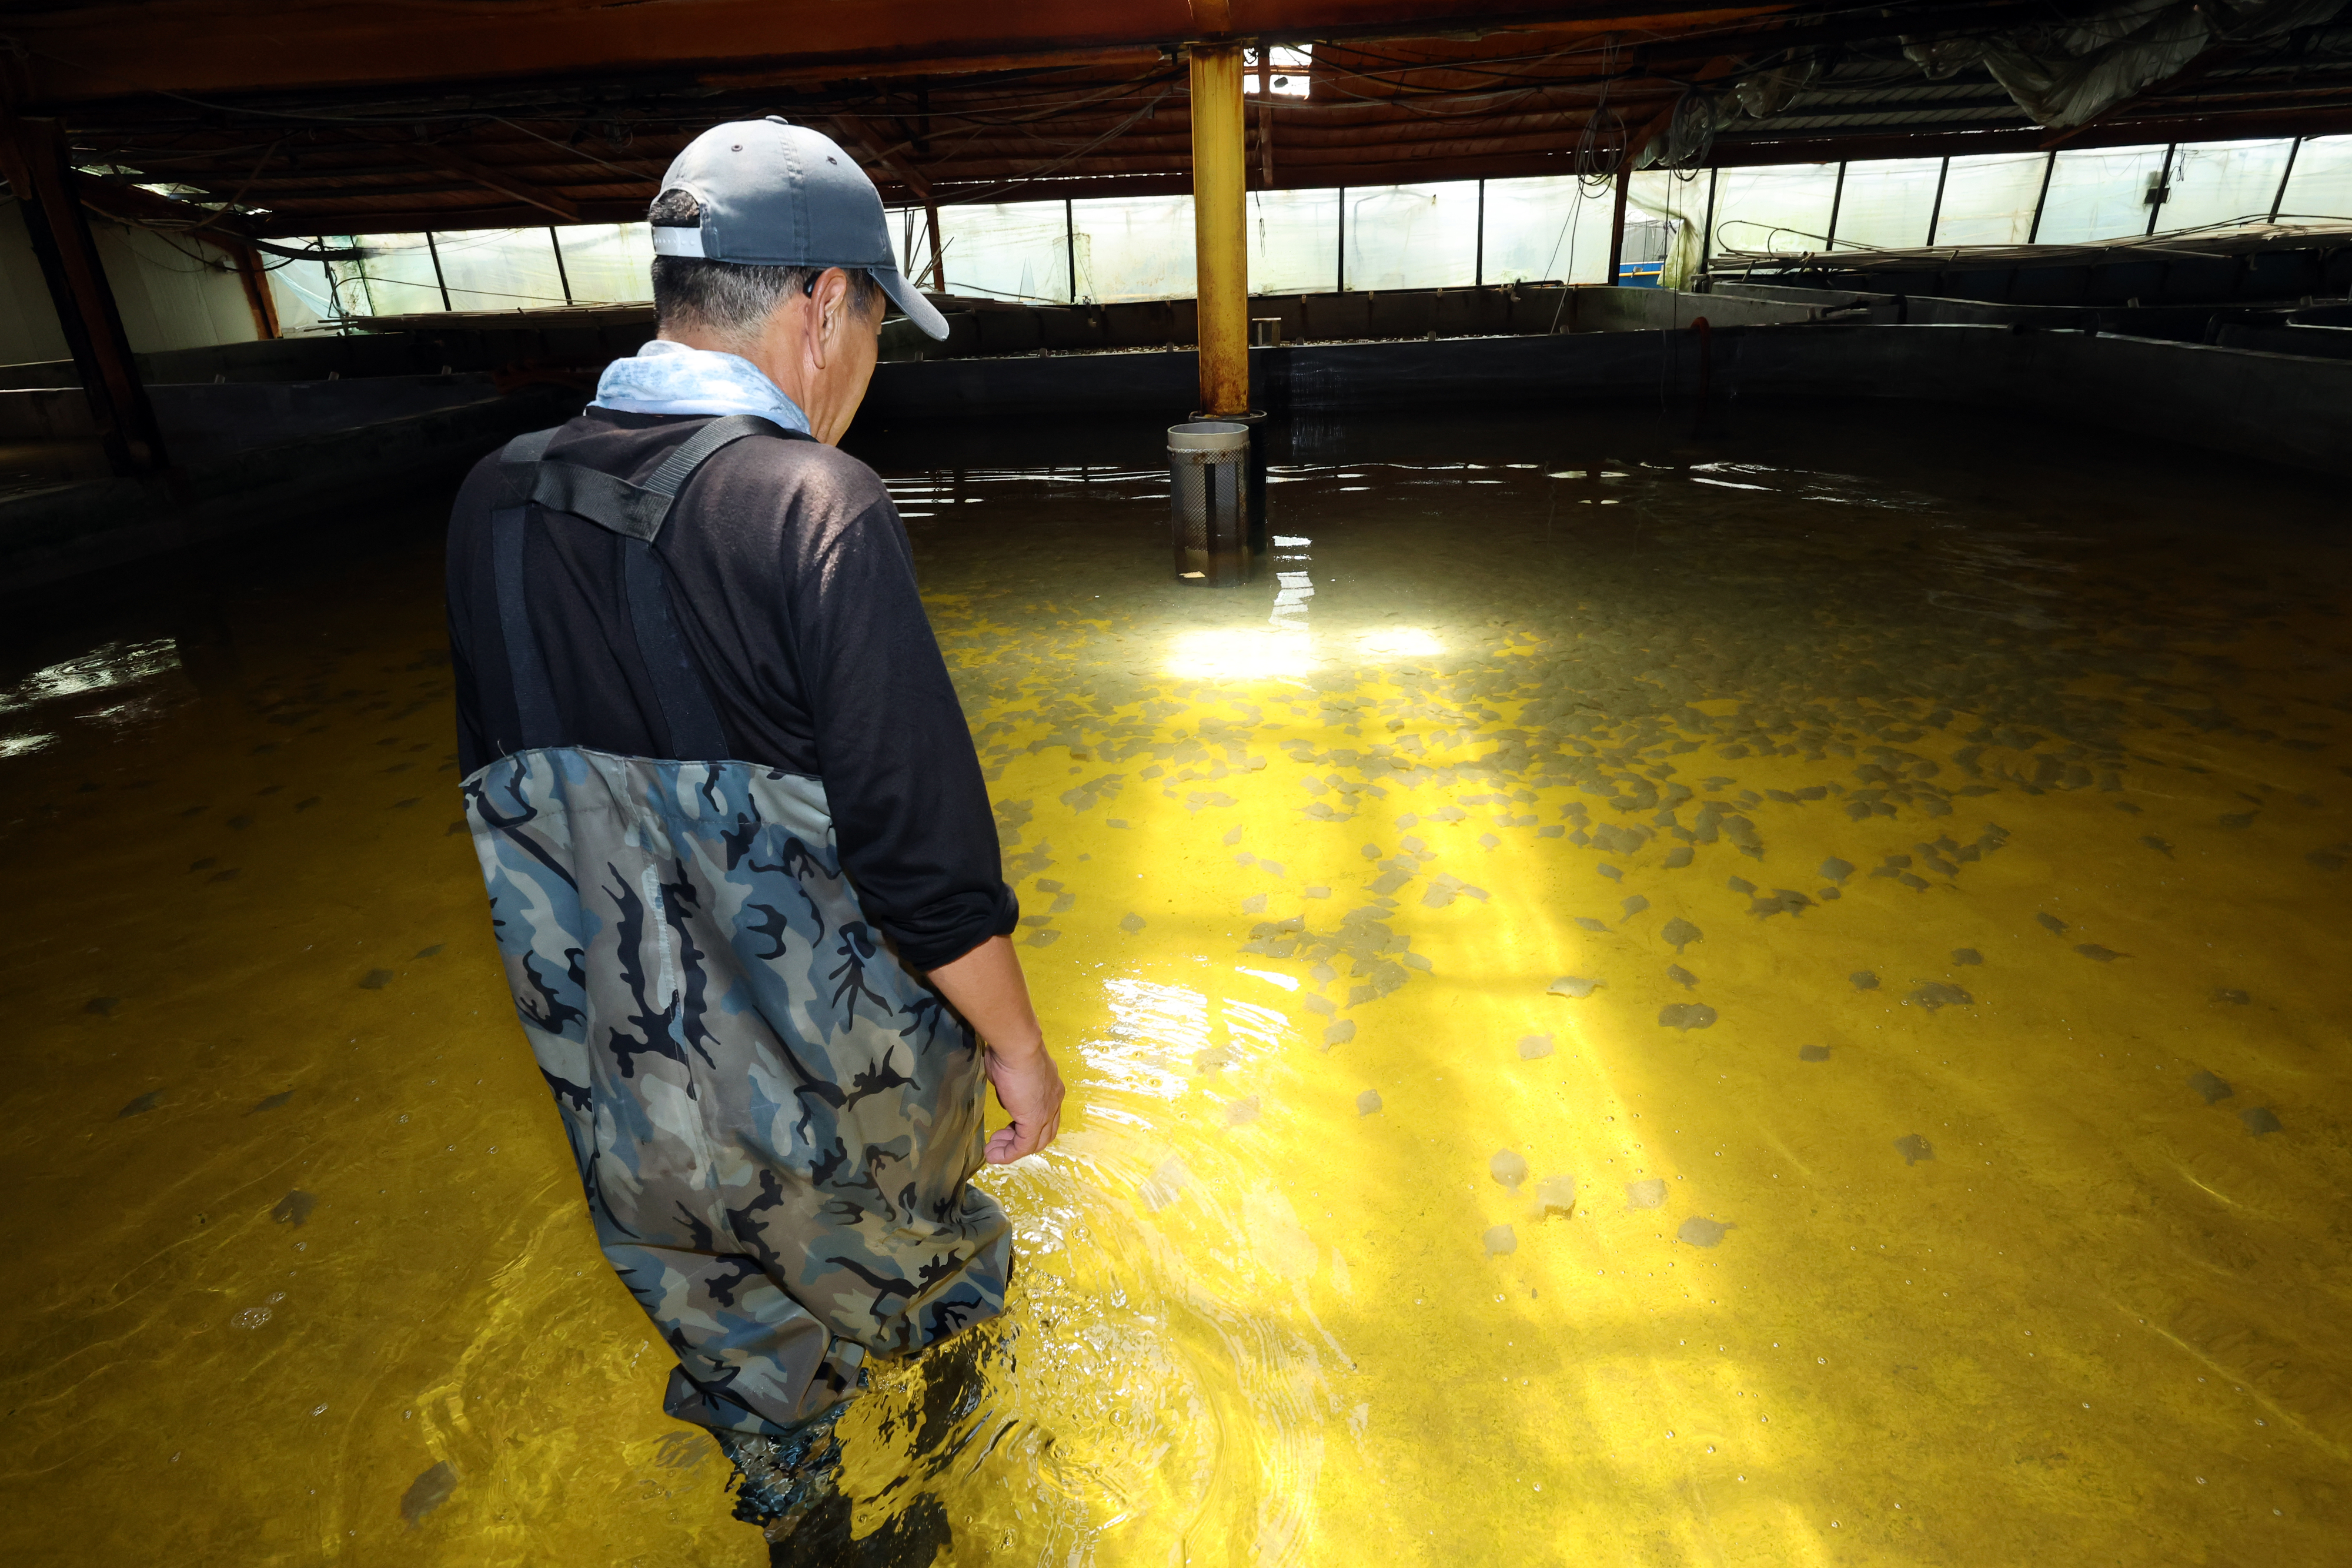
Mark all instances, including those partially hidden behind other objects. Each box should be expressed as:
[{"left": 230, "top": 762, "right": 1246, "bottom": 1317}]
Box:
[{"left": 648, "top": 188, "right": 879, "bottom": 347}]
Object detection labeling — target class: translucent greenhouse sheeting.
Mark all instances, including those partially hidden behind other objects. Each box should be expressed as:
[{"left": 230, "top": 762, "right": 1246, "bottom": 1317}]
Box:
[
  {"left": 941, "top": 201, "right": 1073, "bottom": 304},
  {"left": 2037, "top": 145, "right": 2171, "bottom": 244},
  {"left": 1246, "top": 189, "right": 1338, "bottom": 295},
  {"left": 1711, "top": 163, "right": 1839, "bottom": 255},
  {"left": 1481, "top": 175, "right": 1613, "bottom": 286},
  {"left": 326, "top": 233, "right": 446, "bottom": 317},
  {"left": 2161, "top": 141, "right": 2296, "bottom": 231},
  {"left": 262, "top": 255, "right": 338, "bottom": 333},
  {"left": 1344, "top": 183, "right": 1479, "bottom": 290},
  {"left": 1628, "top": 169, "right": 1710, "bottom": 286},
  {"left": 2278, "top": 134, "right": 2352, "bottom": 222},
  {"left": 553, "top": 225, "right": 655, "bottom": 305},
  {"left": 1073, "top": 195, "right": 1198, "bottom": 303},
  {"left": 86, "top": 222, "right": 259, "bottom": 355},
  {"left": 1830, "top": 158, "right": 1945, "bottom": 250},
  {"left": 1933, "top": 152, "right": 2051, "bottom": 245},
  {"left": 209, "top": 135, "right": 2352, "bottom": 345},
  {"left": 429, "top": 228, "right": 570, "bottom": 312}
]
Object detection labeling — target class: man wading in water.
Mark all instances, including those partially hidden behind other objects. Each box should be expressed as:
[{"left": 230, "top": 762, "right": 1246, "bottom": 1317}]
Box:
[{"left": 445, "top": 118, "right": 1064, "bottom": 1557}]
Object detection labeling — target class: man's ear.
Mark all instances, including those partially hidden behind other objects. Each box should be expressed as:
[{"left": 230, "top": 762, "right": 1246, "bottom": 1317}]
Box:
[{"left": 809, "top": 268, "right": 860, "bottom": 365}]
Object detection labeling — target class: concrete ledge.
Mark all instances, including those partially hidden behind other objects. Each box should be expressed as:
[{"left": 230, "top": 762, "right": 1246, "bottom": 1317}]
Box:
[
  {"left": 0, "top": 387, "right": 573, "bottom": 591},
  {"left": 0, "top": 374, "right": 508, "bottom": 450},
  {"left": 860, "top": 323, "right": 2352, "bottom": 478}
]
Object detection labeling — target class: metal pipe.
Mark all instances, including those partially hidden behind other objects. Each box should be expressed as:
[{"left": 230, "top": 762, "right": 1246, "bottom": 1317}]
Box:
[
  {"left": 1065, "top": 196, "right": 1077, "bottom": 303},
  {"left": 2026, "top": 151, "right": 2057, "bottom": 243},
  {"left": 1925, "top": 156, "right": 1951, "bottom": 246},
  {"left": 2145, "top": 142, "right": 2177, "bottom": 237},
  {"left": 1190, "top": 42, "right": 1251, "bottom": 414},
  {"left": 2270, "top": 137, "right": 2302, "bottom": 222},
  {"left": 1699, "top": 167, "right": 1718, "bottom": 281},
  {"left": 549, "top": 225, "right": 573, "bottom": 305},
  {"left": 424, "top": 230, "right": 452, "bottom": 310},
  {"left": 1606, "top": 168, "right": 1631, "bottom": 283},
  {"left": 1825, "top": 161, "right": 1846, "bottom": 250},
  {"left": 1475, "top": 177, "right": 1485, "bottom": 287},
  {"left": 1335, "top": 184, "right": 1347, "bottom": 292},
  {"left": 924, "top": 202, "right": 945, "bottom": 291}
]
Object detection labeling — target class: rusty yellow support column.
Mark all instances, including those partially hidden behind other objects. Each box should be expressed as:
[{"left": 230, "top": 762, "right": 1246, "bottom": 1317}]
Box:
[{"left": 1189, "top": 42, "right": 1249, "bottom": 416}]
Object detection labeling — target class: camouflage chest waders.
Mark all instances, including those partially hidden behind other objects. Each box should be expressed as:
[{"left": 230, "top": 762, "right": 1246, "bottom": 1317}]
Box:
[{"left": 461, "top": 415, "right": 1011, "bottom": 1442}]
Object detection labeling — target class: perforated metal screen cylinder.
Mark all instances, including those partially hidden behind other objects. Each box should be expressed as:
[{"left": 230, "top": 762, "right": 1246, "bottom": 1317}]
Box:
[{"left": 1168, "top": 421, "right": 1251, "bottom": 586}]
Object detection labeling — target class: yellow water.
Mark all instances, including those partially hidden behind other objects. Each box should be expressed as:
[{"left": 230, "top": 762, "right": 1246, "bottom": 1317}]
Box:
[{"left": 4, "top": 410, "right": 2347, "bottom": 1566}]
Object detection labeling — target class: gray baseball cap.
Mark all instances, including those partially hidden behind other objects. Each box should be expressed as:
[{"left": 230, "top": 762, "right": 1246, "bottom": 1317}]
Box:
[{"left": 650, "top": 117, "right": 949, "bottom": 340}]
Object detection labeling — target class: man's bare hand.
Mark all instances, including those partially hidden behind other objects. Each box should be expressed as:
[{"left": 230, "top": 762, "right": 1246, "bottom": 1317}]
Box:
[
  {"left": 983, "top": 1042, "right": 1064, "bottom": 1164},
  {"left": 925, "top": 935, "right": 1063, "bottom": 1164}
]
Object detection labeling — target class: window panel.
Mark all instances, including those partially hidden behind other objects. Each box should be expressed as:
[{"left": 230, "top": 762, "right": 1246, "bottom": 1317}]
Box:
[
  {"left": 2162, "top": 140, "right": 2294, "bottom": 231},
  {"left": 939, "top": 201, "right": 1071, "bottom": 303},
  {"left": 261, "top": 252, "right": 338, "bottom": 333},
  {"left": 2276, "top": 135, "right": 2352, "bottom": 222},
  {"left": 2034, "top": 145, "right": 2168, "bottom": 244},
  {"left": 430, "top": 228, "right": 570, "bottom": 311},
  {"left": 1071, "top": 195, "right": 1195, "bottom": 303},
  {"left": 1343, "top": 182, "right": 1479, "bottom": 290},
  {"left": 1248, "top": 188, "right": 1337, "bottom": 293},
  {"left": 1830, "top": 158, "right": 1943, "bottom": 250},
  {"left": 1482, "top": 175, "right": 1616, "bottom": 285},
  {"left": 1926, "top": 153, "right": 2049, "bottom": 245},
  {"left": 551, "top": 223, "right": 654, "bottom": 305},
  {"left": 1710, "top": 163, "right": 1839, "bottom": 256},
  {"left": 327, "top": 232, "right": 443, "bottom": 317}
]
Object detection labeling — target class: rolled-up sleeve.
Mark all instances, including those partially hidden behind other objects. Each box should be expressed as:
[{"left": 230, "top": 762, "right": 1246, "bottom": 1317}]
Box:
[{"left": 789, "top": 496, "right": 1018, "bottom": 970}]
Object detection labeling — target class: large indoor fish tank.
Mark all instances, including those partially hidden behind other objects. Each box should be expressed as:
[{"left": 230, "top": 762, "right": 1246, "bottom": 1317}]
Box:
[{"left": 3, "top": 402, "right": 2343, "bottom": 1565}]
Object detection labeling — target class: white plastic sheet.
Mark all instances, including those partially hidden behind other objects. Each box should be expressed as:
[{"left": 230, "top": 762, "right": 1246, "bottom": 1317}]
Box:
[
  {"left": 1481, "top": 176, "right": 1613, "bottom": 285},
  {"left": 1712, "top": 164, "right": 1839, "bottom": 255},
  {"left": 1935, "top": 153, "right": 2052, "bottom": 245},
  {"left": 2276, "top": 134, "right": 2352, "bottom": 221},
  {"left": 1831, "top": 158, "right": 1945, "bottom": 250},
  {"left": 1344, "top": 184, "right": 1478, "bottom": 290},
  {"left": 553, "top": 225, "right": 655, "bottom": 305},
  {"left": 1073, "top": 196, "right": 1197, "bottom": 303},
  {"left": 2037, "top": 146, "right": 2170, "bottom": 243}
]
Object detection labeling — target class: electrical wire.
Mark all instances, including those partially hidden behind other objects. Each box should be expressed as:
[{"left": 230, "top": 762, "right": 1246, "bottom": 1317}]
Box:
[{"left": 937, "top": 80, "right": 1185, "bottom": 205}]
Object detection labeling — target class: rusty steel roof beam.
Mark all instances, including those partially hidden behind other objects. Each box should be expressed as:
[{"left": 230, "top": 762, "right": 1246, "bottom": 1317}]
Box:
[
  {"left": 0, "top": 2, "right": 1798, "bottom": 108},
  {"left": 385, "top": 143, "right": 582, "bottom": 220}
]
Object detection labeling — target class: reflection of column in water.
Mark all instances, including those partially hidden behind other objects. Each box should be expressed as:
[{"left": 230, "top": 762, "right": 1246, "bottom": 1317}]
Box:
[{"left": 1270, "top": 533, "right": 1315, "bottom": 662}]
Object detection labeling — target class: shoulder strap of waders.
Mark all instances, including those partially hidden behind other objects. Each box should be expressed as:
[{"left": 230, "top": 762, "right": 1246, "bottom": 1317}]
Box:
[{"left": 487, "top": 413, "right": 803, "bottom": 759}]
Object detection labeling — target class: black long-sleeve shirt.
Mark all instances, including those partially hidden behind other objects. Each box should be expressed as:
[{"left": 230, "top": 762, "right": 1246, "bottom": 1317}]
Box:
[{"left": 445, "top": 407, "right": 1016, "bottom": 970}]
